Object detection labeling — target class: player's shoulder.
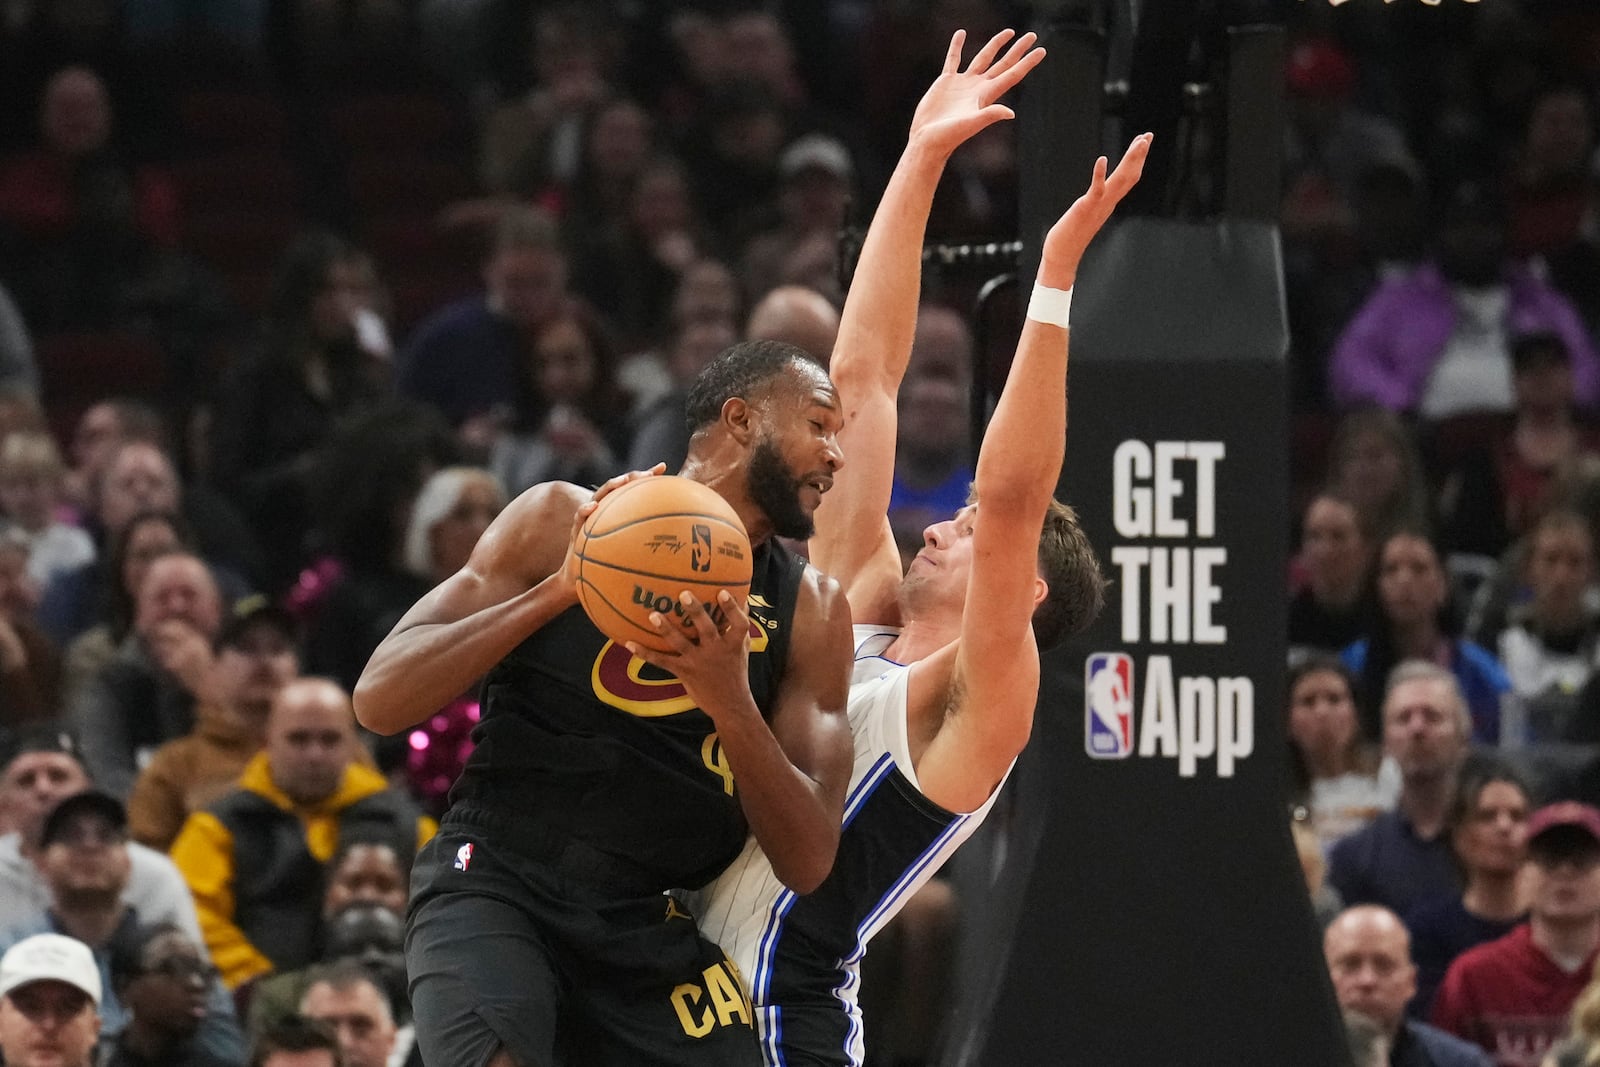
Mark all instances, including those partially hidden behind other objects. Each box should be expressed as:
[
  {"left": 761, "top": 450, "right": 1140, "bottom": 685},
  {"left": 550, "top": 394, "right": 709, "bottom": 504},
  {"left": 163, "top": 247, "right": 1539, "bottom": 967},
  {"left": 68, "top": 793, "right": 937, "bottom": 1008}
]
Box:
[
  {"left": 473, "top": 480, "right": 588, "bottom": 576},
  {"left": 502, "top": 480, "right": 589, "bottom": 520},
  {"left": 796, "top": 557, "right": 852, "bottom": 622}
]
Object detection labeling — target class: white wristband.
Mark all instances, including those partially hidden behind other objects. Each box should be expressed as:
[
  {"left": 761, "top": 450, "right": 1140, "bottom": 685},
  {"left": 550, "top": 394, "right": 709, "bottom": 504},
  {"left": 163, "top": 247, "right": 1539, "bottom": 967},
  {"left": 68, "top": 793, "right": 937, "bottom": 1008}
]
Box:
[{"left": 1027, "top": 283, "right": 1073, "bottom": 328}]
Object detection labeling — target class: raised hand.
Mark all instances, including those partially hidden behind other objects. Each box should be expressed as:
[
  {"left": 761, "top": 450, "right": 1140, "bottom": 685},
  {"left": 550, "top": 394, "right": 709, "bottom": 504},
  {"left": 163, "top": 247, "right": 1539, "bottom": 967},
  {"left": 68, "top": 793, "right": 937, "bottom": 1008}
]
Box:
[
  {"left": 148, "top": 619, "right": 220, "bottom": 702},
  {"left": 1042, "top": 133, "right": 1153, "bottom": 277},
  {"left": 909, "top": 28, "right": 1046, "bottom": 159}
]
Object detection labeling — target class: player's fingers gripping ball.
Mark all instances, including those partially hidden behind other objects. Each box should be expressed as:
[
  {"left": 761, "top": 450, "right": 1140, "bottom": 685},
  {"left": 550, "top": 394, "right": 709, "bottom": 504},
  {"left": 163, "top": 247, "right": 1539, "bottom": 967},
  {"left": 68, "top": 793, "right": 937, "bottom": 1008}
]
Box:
[{"left": 575, "top": 476, "right": 753, "bottom": 653}]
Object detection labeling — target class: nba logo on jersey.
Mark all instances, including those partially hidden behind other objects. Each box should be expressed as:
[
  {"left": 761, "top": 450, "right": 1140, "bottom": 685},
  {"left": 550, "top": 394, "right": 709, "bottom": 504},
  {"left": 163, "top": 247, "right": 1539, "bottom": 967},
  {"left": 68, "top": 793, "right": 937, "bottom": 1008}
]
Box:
[
  {"left": 1085, "top": 653, "right": 1134, "bottom": 758},
  {"left": 454, "top": 843, "right": 473, "bottom": 871}
]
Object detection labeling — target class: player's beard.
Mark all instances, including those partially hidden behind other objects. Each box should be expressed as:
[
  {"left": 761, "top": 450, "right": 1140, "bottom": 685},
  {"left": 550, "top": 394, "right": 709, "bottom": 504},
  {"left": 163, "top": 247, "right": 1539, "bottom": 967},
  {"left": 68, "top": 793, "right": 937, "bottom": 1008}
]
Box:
[{"left": 748, "top": 436, "right": 814, "bottom": 540}]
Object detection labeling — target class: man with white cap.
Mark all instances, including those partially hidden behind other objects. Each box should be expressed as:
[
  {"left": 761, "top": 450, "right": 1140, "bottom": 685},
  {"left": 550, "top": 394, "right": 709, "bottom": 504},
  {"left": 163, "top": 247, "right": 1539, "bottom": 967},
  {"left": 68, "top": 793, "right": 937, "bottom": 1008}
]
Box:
[{"left": 0, "top": 932, "right": 102, "bottom": 1067}]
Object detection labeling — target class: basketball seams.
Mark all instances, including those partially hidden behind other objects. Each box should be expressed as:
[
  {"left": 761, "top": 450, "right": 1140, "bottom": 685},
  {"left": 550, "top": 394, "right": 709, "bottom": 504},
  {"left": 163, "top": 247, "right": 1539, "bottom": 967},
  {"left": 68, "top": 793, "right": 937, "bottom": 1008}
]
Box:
[
  {"left": 583, "top": 510, "right": 747, "bottom": 539},
  {"left": 574, "top": 551, "right": 753, "bottom": 587},
  {"left": 574, "top": 475, "right": 754, "bottom": 653}
]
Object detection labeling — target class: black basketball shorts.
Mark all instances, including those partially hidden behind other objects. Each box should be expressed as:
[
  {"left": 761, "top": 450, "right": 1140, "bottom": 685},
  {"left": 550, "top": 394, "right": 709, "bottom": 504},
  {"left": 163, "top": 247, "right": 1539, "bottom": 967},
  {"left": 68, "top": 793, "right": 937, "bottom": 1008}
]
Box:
[{"left": 406, "top": 822, "right": 761, "bottom": 1067}]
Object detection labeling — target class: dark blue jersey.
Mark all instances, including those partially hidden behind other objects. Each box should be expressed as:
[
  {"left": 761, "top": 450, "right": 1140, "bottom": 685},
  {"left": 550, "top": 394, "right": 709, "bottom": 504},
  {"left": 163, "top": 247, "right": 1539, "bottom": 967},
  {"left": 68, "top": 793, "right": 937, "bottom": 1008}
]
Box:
[{"left": 451, "top": 537, "right": 805, "bottom": 892}]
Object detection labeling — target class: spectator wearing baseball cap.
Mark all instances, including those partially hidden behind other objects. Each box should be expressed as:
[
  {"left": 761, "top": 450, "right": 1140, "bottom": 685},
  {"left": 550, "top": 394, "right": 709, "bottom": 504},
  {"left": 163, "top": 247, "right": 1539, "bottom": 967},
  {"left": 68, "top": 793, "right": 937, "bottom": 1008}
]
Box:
[
  {"left": 0, "top": 932, "right": 102, "bottom": 1067},
  {"left": 1432, "top": 802, "right": 1600, "bottom": 1066},
  {"left": 742, "top": 133, "right": 853, "bottom": 303},
  {"left": 127, "top": 597, "right": 303, "bottom": 851},
  {"left": 1284, "top": 39, "right": 1414, "bottom": 196},
  {"left": 1279, "top": 36, "right": 1419, "bottom": 413},
  {"left": 0, "top": 791, "right": 139, "bottom": 1031},
  {"left": 0, "top": 726, "right": 203, "bottom": 943},
  {"left": 0, "top": 790, "right": 245, "bottom": 1059}
]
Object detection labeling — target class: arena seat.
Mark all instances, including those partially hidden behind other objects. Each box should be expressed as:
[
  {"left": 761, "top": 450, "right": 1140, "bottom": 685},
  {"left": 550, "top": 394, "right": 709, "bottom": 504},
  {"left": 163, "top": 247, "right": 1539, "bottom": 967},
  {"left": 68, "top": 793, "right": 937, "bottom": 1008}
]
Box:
[
  {"left": 1422, "top": 410, "right": 1508, "bottom": 472},
  {"left": 35, "top": 331, "right": 168, "bottom": 443},
  {"left": 328, "top": 93, "right": 462, "bottom": 153},
  {"left": 346, "top": 155, "right": 474, "bottom": 218},
  {"left": 170, "top": 152, "right": 303, "bottom": 214},
  {"left": 177, "top": 90, "right": 291, "bottom": 150}
]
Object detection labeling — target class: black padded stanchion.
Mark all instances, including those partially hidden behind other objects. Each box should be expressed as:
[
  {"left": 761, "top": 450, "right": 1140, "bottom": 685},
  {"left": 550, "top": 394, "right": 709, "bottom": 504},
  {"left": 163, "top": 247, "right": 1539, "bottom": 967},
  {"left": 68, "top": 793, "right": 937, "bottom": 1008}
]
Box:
[{"left": 938, "top": 5, "right": 1348, "bottom": 1062}]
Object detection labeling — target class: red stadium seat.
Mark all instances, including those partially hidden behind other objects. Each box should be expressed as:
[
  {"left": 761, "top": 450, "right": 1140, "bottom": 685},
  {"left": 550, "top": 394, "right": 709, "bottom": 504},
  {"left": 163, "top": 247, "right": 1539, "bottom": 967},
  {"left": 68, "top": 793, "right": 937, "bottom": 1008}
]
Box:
[
  {"left": 177, "top": 91, "right": 291, "bottom": 150},
  {"left": 217, "top": 267, "right": 279, "bottom": 318},
  {"left": 182, "top": 210, "right": 303, "bottom": 315},
  {"left": 1291, "top": 409, "right": 1337, "bottom": 511},
  {"left": 386, "top": 269, "right": 480, "bottom": 336},
  {"left": 35, "top": 332, "right": 168, "bottom": 443},
  {"left": 170, "top": 153, "right": 303, "bottom": 214},
  {"left": 1424, "top": 411, "right": 1509, "bottom": 471},
  {"left": 185, "top": 209, "right": 300, "bottom": 269},
  {"left": 328, "top": 94, "right": 463, "bottom": 153},
  {"left": 346, "top": 155, "right": 475, "bottom": 217},
  {"left": 364, "top": 215, "right": 484, "bottom": 274}
]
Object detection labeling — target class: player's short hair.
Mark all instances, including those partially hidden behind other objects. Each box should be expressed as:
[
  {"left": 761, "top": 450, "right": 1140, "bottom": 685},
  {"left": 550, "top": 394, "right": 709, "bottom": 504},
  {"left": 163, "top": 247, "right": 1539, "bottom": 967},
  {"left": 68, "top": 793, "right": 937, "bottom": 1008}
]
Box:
[
  {"left": 1034, "top": 499, "right": 1106, "bottom": 649},
  {"left": 683, "top": 339, "right": 821, "bottom": 434}
]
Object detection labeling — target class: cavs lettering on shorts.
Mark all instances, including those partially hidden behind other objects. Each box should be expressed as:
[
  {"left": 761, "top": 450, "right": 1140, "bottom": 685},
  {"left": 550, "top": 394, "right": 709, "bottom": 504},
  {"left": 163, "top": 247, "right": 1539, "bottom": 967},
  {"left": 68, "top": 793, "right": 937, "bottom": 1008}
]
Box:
[
  {"left": 589, "top": 597, "right": 775, "bottom": 718},
  {"left": 670, "top": 955, "right": 753, "bottom": 1039}
]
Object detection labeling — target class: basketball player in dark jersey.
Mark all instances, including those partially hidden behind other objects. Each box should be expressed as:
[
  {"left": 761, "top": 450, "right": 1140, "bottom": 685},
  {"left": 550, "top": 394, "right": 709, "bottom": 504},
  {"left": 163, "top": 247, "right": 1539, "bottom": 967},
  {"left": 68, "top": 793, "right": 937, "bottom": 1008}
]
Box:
[
  {"left": 688, "top": 31, "right": 1151, "bottom": 1064},
  {"left": 354, "top": 339, "right": 855, "bottom": 1067}
]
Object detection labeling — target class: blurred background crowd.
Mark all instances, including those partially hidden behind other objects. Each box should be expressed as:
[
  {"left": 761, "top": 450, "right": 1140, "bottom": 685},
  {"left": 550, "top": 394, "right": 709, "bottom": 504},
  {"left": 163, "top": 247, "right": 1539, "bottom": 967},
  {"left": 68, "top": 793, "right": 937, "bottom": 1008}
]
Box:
[{"left": 2, "top": 0, "right": 1600, "bottom": 1065}]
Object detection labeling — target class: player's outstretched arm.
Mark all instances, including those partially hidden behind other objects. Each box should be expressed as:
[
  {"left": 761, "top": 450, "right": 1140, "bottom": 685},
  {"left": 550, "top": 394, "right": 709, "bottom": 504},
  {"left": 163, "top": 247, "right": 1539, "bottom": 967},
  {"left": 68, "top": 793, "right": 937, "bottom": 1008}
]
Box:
[
  {"left": 917, "top": 134, "right": 1151, "bottom": 813},
  {"left": 354, "top": 468, "right": 661, "bottom": 735},
  {"left": 628, "top": 572, "right": 855, "bottom": 894},
  {"left": 811, "top": 28, "right": 1044, "bottom": 624}
]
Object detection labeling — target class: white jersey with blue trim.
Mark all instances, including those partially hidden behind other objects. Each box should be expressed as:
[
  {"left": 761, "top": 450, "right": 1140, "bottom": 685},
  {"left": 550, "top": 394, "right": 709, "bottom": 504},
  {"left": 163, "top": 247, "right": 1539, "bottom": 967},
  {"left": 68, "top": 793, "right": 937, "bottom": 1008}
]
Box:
[{"left": 688, "top": 625, "right": 1010, "bottom": 1066}]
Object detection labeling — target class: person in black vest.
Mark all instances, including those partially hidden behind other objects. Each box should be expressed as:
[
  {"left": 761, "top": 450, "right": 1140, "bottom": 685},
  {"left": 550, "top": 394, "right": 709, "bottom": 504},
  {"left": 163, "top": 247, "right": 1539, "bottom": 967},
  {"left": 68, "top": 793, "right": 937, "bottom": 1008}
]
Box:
[
  {"left": 169, "top": 680, "right": 434, "bottom": 994},
  {"left": 356, "top": 335, "right": 856, "bottom": 1062}
]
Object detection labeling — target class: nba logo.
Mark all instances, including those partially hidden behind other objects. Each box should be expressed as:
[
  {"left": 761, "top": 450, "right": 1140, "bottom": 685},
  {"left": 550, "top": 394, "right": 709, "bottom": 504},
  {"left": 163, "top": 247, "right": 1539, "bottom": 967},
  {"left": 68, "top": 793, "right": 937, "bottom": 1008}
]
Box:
[
  {"left": 454, "top": 843, "right": 473, "bottom": 871},
  {"left": 691, "top": 524, "right": 712, "bottom": 573},
  {"left": 1085, "top": 653, "right": 1134, "bottom": 758}
]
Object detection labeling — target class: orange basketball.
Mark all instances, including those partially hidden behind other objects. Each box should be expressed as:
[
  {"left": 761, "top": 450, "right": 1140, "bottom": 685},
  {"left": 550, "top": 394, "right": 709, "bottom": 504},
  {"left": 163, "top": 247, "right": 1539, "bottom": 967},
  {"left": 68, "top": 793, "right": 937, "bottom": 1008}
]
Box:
[{"left": 574, "top": 476, "right": 753, "bottom": 653}]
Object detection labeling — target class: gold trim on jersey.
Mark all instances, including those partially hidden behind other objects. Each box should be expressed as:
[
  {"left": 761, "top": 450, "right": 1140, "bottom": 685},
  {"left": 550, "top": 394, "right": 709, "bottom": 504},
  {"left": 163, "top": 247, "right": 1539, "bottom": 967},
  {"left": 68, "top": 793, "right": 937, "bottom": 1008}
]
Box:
[{"left": 589, "top": 613, "right": 773, "bottom": 717}]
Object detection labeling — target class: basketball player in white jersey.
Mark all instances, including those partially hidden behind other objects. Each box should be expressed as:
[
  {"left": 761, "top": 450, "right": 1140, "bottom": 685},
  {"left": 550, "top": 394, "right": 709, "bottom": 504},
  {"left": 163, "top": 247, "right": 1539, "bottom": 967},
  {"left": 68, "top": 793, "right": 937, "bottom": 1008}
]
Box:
[{"left": 687, "top": 27, "right": 1151, "bottom": 1066}]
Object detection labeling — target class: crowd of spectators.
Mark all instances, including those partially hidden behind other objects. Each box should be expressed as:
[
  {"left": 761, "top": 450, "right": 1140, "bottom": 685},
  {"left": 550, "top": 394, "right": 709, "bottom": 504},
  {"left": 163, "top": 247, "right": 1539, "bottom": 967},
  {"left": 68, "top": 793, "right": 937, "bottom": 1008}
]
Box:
[
  {"left": 1, "top": 0, "right": 1600, "bottom": 1064},
  {"left": 1277, "top": 5, "right": 1600, "bottom": 1062}
]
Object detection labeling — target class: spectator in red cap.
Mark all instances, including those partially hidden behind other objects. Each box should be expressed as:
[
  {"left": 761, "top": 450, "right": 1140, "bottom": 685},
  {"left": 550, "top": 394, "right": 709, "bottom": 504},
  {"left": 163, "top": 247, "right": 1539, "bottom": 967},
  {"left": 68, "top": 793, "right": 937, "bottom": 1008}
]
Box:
[
  {"left": 1281, "top": 38, "right": 1420, "bottom": 411},
  {"left": 1432, "top": 801, "right": 1600, "bottom": 1066},
  {"left": 1282, "top": 39, "right": 1415, "bottom": 247}
]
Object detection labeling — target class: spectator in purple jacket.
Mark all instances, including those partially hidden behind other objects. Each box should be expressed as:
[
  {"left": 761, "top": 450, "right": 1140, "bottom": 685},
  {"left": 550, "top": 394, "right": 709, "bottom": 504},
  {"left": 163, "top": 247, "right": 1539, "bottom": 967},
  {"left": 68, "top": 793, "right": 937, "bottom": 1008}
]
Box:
[{"left": 1329, "top": 180, "right": 1600, "bottom": 419}]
